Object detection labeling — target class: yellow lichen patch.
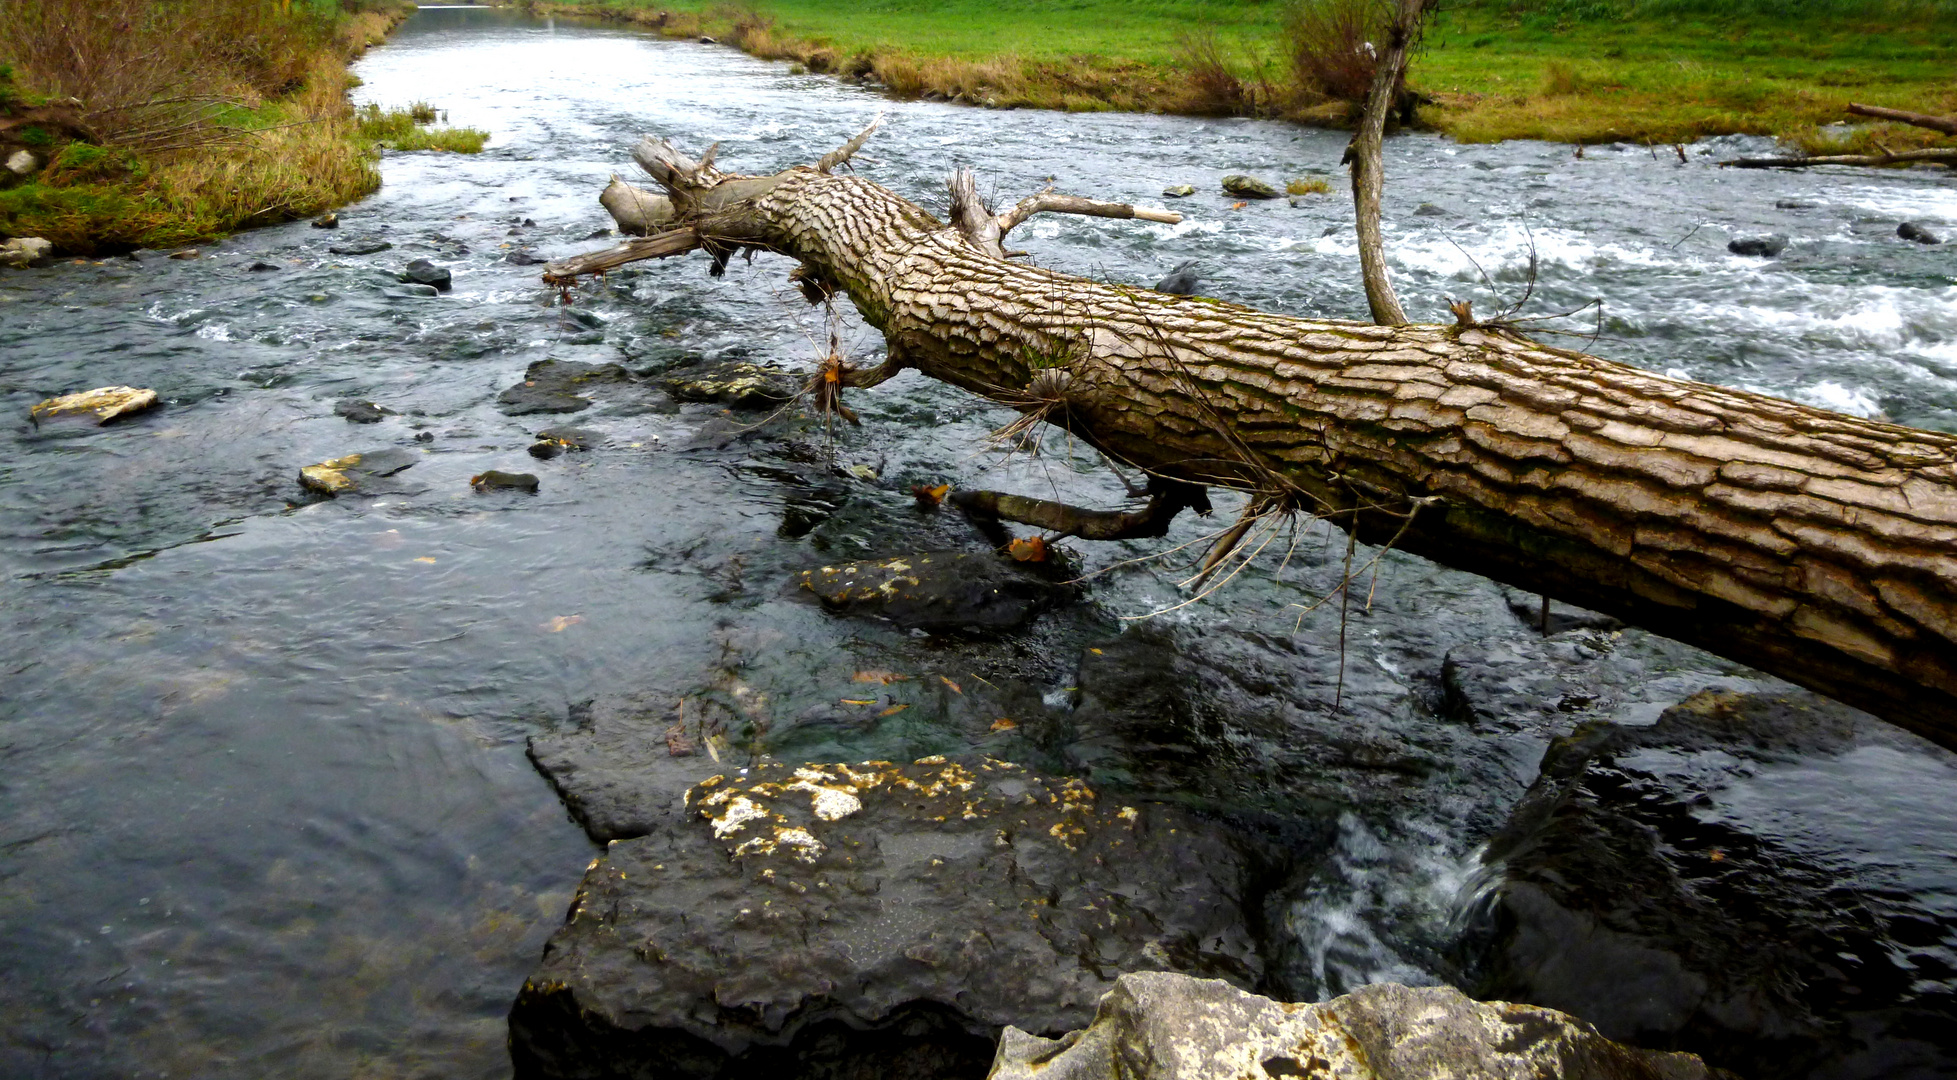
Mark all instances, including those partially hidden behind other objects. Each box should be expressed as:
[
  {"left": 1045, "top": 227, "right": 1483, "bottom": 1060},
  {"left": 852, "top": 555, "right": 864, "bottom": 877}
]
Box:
[
  {"left": 787, "top": 778, "right": 864, "bottom": 821},
  {"left": 705, "top": 794, "right": 772, "bottom": 838},
  {"left": 298, "top": 454, "right": 363, "bottom": 494},
  {"left": 31, "top": 385, "right": 159, "bottom": 424}
]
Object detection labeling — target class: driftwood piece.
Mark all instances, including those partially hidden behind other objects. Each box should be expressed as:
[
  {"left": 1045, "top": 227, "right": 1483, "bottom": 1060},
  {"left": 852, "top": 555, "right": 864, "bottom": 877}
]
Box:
[
  {"left": 600, "top": 175, "right": 674, "bottom": 236},
  {"left": 544, "top": 122, "right": 1957, "bottom": 750},
  {"left": 1718, "top": 147, "right": 1957, "bottom": 169},
  {"left": 1846, "top": 103, "right": 1957, "bottom": 136}
]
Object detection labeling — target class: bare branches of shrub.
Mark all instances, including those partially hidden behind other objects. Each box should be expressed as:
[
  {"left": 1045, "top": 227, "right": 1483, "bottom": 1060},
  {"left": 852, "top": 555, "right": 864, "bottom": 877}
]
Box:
[{"left": 1284, "top": 0, "right": 1391, "bottom": 103}]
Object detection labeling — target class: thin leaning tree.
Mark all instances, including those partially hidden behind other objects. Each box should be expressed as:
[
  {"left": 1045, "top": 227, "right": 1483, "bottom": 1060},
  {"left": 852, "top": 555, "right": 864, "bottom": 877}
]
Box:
[{"left": 542, "top": 0, "right": 1957, "bottom": 752}]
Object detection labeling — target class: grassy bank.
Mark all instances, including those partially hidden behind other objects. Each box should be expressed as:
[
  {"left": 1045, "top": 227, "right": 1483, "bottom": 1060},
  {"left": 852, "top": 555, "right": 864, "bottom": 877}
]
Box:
[
  {"left": 527, "top": 0, "right": 1957, "bottom": 148},
  {"left": 0, "top": 1, "right": 490, "bottom": 254}
]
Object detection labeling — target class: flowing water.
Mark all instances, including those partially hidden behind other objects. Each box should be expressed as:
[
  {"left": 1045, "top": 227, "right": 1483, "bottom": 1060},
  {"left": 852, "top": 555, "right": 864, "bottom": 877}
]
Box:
[{"left": 2, "top": 7, "right": 1954, "bottom": 1078}]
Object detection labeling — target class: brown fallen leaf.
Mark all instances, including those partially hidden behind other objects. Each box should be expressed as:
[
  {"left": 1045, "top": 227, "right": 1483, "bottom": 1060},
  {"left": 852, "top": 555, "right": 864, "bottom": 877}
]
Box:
[
  {"left": 912, "top": 483, "right": 951, "bottom": 508},
  {"left": 543, "top": 614, "right": 583, "bottom": 632},
  {"left": 1230, "top": 201, "right": 1248, "bottom": 210},
  {"left": 940, "top": 675, "right": 962, "bottom": 694},
  {"left": 989, "top": 717, "right": 1018, "bottom": 733},
  {"left": 878, "top": 703, "right": 910, "bottom": 717},
  {"left": 1007, "top": 535, "right": 1048, "bottom": 562},
  {"left": 853, "top": 669, "right": 910, "bottom": 685},
  {"left": 664, "top": 722, "right": 696, "bottom": 757}
]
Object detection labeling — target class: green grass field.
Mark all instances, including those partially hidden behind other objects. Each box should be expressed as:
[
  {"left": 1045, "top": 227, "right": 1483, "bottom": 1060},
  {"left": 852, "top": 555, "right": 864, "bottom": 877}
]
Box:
[{"left": 535, "top": 0, "right": 1957, "bottom": 146}]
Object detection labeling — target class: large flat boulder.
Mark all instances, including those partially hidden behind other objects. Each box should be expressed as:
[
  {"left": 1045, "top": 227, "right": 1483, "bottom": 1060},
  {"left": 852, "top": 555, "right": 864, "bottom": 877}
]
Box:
[
  {"left": 509, "top": 757, "right": 1266, "bottom": 1079},
  {"left": 1461, "top": 689, "right": 1957, "bottom": 1079},
  {"left": 988, "top": 970, "right": 1720, "bottom": 1080}
]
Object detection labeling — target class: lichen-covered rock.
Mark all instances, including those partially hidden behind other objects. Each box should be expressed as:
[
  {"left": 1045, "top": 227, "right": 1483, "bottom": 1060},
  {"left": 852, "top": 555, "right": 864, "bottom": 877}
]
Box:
[
  {"left": 987, "top": 971, "right": 1721, "bottom": 1080},
  {"left": 1, "top": 235, "right": 53, "bottom": 268},
  {"left": 662, "top": 360, "right": 796, "bottom": 408},
  {"left": 1220, "top": 174, "right": 1280, "bottom": 199},
  {"left": 29, "top": 385, "right": 158, "bottom": 424},
  {"left": 796, "top": 551, "right": 1064, "bottom": 632},
  {"left": 508, "top": 758, "right": 1266, "bottom": 1080},
  {"left": 297, "top": 447, "right": 419, "bottom": 496},
  {"left": 1461, "top": 689, "right": 1957, "bottom": 1079}
]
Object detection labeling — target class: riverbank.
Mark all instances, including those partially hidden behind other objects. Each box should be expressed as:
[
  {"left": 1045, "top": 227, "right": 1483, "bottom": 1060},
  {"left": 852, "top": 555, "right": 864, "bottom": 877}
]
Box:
[
  {"left": 0, "top": 3, "right": 488, "bottom": 255},
  {"left": 527, "top": 0, "right": 1957, "bottom": 149}
]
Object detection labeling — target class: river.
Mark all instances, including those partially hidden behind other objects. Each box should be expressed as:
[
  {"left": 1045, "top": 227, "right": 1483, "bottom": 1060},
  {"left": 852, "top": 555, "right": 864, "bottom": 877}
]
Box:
[{"left": 2, "top": 7, "right": 1954, "bottom": 1078}]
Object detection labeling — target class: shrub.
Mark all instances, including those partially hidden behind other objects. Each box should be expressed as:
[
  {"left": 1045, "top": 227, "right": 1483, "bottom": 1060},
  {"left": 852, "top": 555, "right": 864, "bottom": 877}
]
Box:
[
  {"left": 1286, "top": 177, "right": 1332, "bottom": 195},
  {"left": 1173, "top": 30, "right": 1252, "bottom": 116},
  {"left": 1284, "top": 0, "right": 1389, "bottom": 103}
]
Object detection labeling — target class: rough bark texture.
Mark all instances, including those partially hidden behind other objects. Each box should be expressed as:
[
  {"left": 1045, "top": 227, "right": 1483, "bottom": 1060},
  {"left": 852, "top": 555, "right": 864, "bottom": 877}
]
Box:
[
  {"left": 545, "top": 132, "right": 1957, "bottom": 751},
  {"left": 1345, "top": 0, "right": 1431, "bottom": 326}
]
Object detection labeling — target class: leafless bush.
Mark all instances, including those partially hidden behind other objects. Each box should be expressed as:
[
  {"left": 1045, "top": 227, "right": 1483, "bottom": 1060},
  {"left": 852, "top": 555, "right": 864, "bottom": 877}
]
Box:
[
  {"left": 1173, "top": 30, "right": 1251, "bottom": 116},
  {"left": 1284, "top": 0, "right": 1390, "bottom": 103}
]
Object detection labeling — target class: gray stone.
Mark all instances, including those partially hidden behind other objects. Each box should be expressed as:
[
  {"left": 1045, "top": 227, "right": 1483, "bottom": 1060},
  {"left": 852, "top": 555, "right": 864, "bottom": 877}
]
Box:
[
  {"left": 509, "top": 758, "right": 1265, "bottom": 1080},
  {"left": 399, "top": 258, "right": 451, "bottom": 290},
  {"left": 328, "top": 239, "right": 392, "bottom": 256},
  {"left": 1414, "top": 201, "right": 1449, "bottom": 216},
  {"left": 1726, "top": 233, "right": 1788, "bottom": 257},
  {"left": 796, "top": 551, "right": 1066, "bottom": 633},
  {"left": 661, "top": 359, "right": 796, "bottom": 408},
  {"left": 5, "top": 149, "right": 37, "bottom": 175},
  {"left": 334, "top": 399, "right": 389, "bottom": 424},
  {"left": 1220, "top": 174, "right": 1280, "bottom": 199},
  {"left": 470, "top": 469, "right": 538, "bottom": 493},
  {"left": 497, "top": 358, "right": 636, "bottom": 415},
  {"left": 312, "top": 212, "right": 339, "bottom": 229},
  {"left": 29, "top": 385, "right": 158, "bottom": 425},
  {"left": 1154, "top": 260, "right": 1201, "bottom": 296},
  {"left": 987, "top": 971, "right": 1718, "bottom": 1080},
  {"left": 1162, "top": 184, "right": 1196, "bottom": 198}
]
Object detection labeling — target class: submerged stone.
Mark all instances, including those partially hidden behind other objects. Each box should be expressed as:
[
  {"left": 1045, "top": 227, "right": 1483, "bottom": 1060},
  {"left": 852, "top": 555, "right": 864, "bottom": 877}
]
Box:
[
  {"left": 498, "top": 358, "right": 636, "bottom": 415},
  {"left": 328, "top": 239, "right": 392, "bottom": 256},
  {"left": 1462, "top": 688, "right": 1957, "bottom": 1079},
  {"left": 1220, "top": 174, "right": 1279, "bottom": 199},
  {"left": 796, "top": 551, "right": 1064, "bottom": 632},
  {"left": 0, "top": 236, "right": 53, "bottom": 269},
  {"left": 1162, "top": 184, "right": 1196, "bottom": 198},
  {"left": 334, "top": 399, "right": 389, "bottom": 424},
  {"left": 297, "top": 447, "right": 419, "bottom": 496},
  {"left": 508, "top": 757, "right": 1265, "bottom": 1080},
  {"left": 662, "top": 360, "right": 796, "bottom": 408},
  {"left": 990, "top": 971, "right": 1719, "bottom": 1080},
  {"left": 1898, "top": 221, "right": 1942, "bottom": 245},
  {"left": 471, "top": 469, "right": 538, "bottom": 493}
]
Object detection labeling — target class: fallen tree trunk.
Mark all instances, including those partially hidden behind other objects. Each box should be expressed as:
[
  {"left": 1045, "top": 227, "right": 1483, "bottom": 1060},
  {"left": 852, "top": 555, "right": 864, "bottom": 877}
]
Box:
[
  {"left": 1718, "top": 147, "right": 1957, "bottom": 169},
  {"left": 547, "top": 127, "right": 1957, "bottom": 751},
  {"left": 1846, "top": 102, "right": 1957, "bottom": 136}
]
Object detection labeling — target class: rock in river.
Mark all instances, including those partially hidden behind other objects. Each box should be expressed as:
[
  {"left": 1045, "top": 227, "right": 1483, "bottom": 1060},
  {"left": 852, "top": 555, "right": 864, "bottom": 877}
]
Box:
[
  {"left": 507, "top": 757, "right": 1265, "bottom": 1080},
  {"left": 1220, "top": 174, "right": 1280, "bottom": 199},
  {"left": 1, "top": 236, "right": 53, "bottom": 269},
  {"left": 29, "top": 385, "right": 158, "bottom": 425},
  {"left": 1460, "top": 688, "right": 1957, "bottom": 1079},
  {"left": 1898, "top": 221, "right": 1942, "bottom": 245},
  {"left": 471, "top": 469, "right": 539, "bottom": 493},
  {"left": 990, "top": 970, "right": 1719, "bottom": 1080},
  {"left": 527, "top": 426, "right": 598, "bottom": 459},
  {"left": 662, "top": 359, "right": 797, "bottom": 408},
  {"left": 796, "top": 551, "right": 1065, "bottom": 632},
  {"left": 328, "top": 239, "right": 392, "bottom": 256},
  {"left": 1726, "top": 233, "right": 1788, "bottom": 257},
  {"left": 297, "top": 448, "right": 420, "bottom": 496},
  {"left": 498, "top": 358, "right": 636, "bottom": 415},
  {"left": 334, "top": 399, "right": 390, "bottom": 424},
  {"left": 399, "top": 258, "right": 452, "bottom": 290}
]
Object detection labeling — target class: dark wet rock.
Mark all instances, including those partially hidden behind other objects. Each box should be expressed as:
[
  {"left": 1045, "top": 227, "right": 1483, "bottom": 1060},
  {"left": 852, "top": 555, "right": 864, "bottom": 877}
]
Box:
[
  {"left": 413, "top": 430, "right": 435, "bottom": 443},
  {"left": 498, "top": 359, "right": 635, "bottom": 415},
  {"left": 508, "top": 757, "right": 1266, "bottom": 1080},
  {"left": 471, "top": 469, "right": 538, "bottom": 493},
  {"left": 247, "top": 261, "right": 280, "bottom": 273},
  {"left": 505, "top": 248, "right": 545, "bottom": 265},
  {"left": 796, "top": 551, "right": 1065, "bottom": 632},
  {"left": 526, "top": 694, "right": 732, "bottom": 843},
  {"left": 312, "top": 212, "right": 339, "bottom": 229},
  {"left": 1775, "top": 200, "right": 1818, "bottom": 210},
  {"left": 385, "top": 284, "right": 439, "bottom": 299},
  {"left": 399, "top": 258, "right": 452, "bottom": 290},
  {"left": 990, "top": 971, "right": 1721, "bottom": 1080},
  {"left": 1898, "top": 221, "right": 1942, "bottom": 245},
  {"left": 1154, "top": 260, "right": 1201, "bottom": 296},
  {"left": 581, "top": 227, "right": 612, "bottom": 241},
  {"left": 528, "top": 426, "right": 597, "bottom": 459},
  {"left": 297, "top": 447, "right": 420, "bottom": 496},
  {"left": 1221, "top": 174, "right": 1279, "bottom": 199},
  {"left": 1162, "top": 184, "right": 1196, "bottom": 198},
  {"left": 1461, "top": 689, "right": 1957, "bottom": 1079},
  {"left": 698, "top": 34, "right": 716, "bottom": 43},
  {"left": 29, "top": 385, "right": 158, "bottom": 425},
  {"left": 1413, "top": 202, "right": 1449, "bottom": 216},
  {"left": 662, "top": 359, "right": 796, "bottom": 408},
  {"left": 1726, "top": 233, "right": 1788, "bottom": 257},
  {"left": 328, "top": 239, "right": 392, "bottom": 256},
  {"left": 1498, "top": 587, "right": 1623, "bottom": 635},
  {"left": 334, "top": 399, "right": 389, "bottom": 424}
]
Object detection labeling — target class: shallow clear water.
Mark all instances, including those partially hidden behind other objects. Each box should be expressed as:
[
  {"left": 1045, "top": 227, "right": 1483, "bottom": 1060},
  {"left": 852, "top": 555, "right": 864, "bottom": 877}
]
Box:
[{"left": 2, "top": 8, "right": 1954, "bottom": 1078}]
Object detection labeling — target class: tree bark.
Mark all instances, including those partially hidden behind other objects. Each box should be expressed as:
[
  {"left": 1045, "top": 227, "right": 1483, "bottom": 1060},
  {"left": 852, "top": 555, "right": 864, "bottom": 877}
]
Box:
[
  {"left": 1846, "top": 103, "right": 1957, "bottom": 136},
  {"left": 1345, "top": 0, "right": 1432, "bottom": 326},
  {"left": 546, "top": 131, "right": 1957, "bottom": 751}
]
